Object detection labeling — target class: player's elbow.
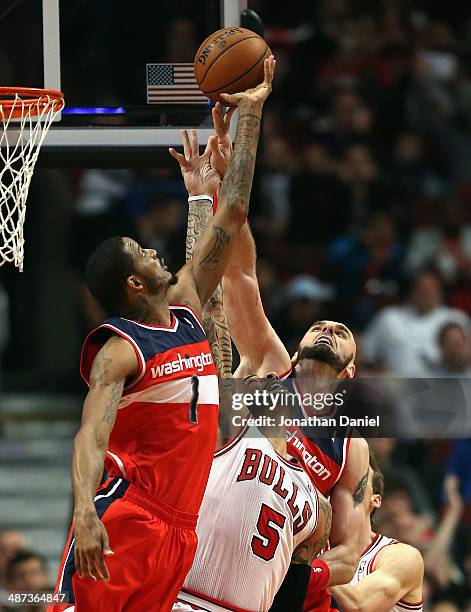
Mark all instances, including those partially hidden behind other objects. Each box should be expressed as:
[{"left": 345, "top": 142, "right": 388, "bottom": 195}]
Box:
[{"left": 74, "top": 423, "right": 108, "bottom": 453}]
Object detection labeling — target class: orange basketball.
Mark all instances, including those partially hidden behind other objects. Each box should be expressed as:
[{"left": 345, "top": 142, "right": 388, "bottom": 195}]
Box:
[{"left": 194, "top": 27, "right": 271, "bottom": 102}]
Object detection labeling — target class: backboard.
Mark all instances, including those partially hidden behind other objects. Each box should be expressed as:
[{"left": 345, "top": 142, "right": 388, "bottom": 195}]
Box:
[{"left": 0, "top": 0, "right": 247, "bottom": 155}]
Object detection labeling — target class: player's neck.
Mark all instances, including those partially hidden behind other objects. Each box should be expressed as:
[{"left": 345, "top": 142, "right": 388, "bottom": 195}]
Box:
[
  {"left": 295, "top": 360, "right": 339, "bottom": 379},
  {"left": 360, "top": 523, "right": 378, "bottom": 554},
  {"left": 267, "top": 434, "right": 287, "bottom": 459},
  {"left": 126, "top": 295, "right": 172, "bottom": 326}
]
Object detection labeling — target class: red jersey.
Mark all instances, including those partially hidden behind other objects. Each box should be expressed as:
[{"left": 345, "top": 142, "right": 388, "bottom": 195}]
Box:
[
  {"left": 80, "top": 304, "right": 219, "bottom": 517},
  {"left": 284, "top": 372, "right": 352, "bottom": 612}
]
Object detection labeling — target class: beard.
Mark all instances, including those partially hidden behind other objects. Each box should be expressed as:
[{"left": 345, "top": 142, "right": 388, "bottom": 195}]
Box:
[
  {"left": 298, "top": 343, "right": 353, "bottom": 373},
  {"left": 147, "top": 271, "right": 178, "bottom": 293}
]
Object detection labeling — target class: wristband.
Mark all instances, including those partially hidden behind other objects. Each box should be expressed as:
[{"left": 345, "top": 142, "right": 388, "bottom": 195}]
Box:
[
  {"left": 188, "top": 194, "right": 213, "bottom": 204},
  {"left": 310, "top": 559, "right": 330, "bottom": 591}
]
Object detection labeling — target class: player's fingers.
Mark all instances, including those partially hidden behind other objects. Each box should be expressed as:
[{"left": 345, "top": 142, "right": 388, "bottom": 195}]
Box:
[
  {"left": 207, "top": 134, "right": 220, "bottom": 157},
  {"left": 74, "top": 548, "right": 83, "bottom": 579},
  {"left": 168, "top": 148, "right": 186, "bottom": 166},
  {"left": 78, "top": 549, "right": 95, "bottom": 581},
  {"left": 182, "top": 130, "right": 191, "bottom": 159},
  {"left": 264, "top": 55, "right": 276, "bottom": 84},
  {"left": 101, "top": 527, "right": 114, "bottom": 557},
  {"left": 219, "top": 93, "right": 238, "bottom": 107},
  {"left": 223, "top": 106, "right": 236, "bottom": 129},
  {"left": 203, "top": 138, "right": 211, "bottom": 158},
  {"left": 84, "top": 551, "right": 98, "bottom": 581},
  {"left": 94, "top": 550, "right": 110, "bottom": 581},
  {"left": 189, "top": 129, "right": 199, "bottom": 157},
  {"left": 212, "top": 103, "right": 224, "bottom": 134}
]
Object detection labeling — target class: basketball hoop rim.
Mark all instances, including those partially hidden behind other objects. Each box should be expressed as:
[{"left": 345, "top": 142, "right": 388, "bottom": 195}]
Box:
[{"left": 0, "top": 87, "right": 64, "bottom": 118}]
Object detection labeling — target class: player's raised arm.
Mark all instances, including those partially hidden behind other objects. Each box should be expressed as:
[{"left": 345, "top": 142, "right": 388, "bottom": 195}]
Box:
[
  {"left": 72, "top": 336, "right": 137, "bottom": 582},
  {"left": 212, "top": 95, "right": 291, "bottom": 377},
  {"left": 178, "top": 103, "right": 235, "bottom": 378},
  {"left": 223, "top": 222, "right": 291, "bottom": 377},
  {"left": 169, "top": 56, "right": 275, "bottom": 311},
  {"left": 330, "top": 544, "right": 424, "bottom": 612}
]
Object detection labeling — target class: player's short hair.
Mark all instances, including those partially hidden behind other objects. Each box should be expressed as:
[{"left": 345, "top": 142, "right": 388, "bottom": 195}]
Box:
[
  {"left": 85, "top": 237, "right": 135, "bottom": 315},
  {"left": 369, "top": 449, "right": 384, "bottom": 497},
  {"left": 5, "top": 550, "right": 47, "bottom": 582}
]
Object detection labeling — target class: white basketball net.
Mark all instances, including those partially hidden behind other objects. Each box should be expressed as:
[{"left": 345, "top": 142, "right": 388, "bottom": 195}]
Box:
[{"left": 0, "top": 92, "right": 64, "bottom": 271}]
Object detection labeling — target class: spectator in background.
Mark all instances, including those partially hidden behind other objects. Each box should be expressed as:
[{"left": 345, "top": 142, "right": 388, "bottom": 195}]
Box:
[
  {"left": 362, "top": 270, "right": 469, "bottom": 376},
  {"left": 423, "top": 475, "right": 465, "bottom": 606},
  {"left": 312, "top": 90, "right": 374, "bottom": 158},
  {"left": 3, "top": 551, "right": 49, "bottom": 612},
  {"left": 446, "top": 440, "right": 471, "bottom": 517},
  {"left": 405, "top": 196, "right": 471, "bottom": 284},
  {"left": 327, "top": 211, "right": 403, "bottom": 328},
  {"left": 337, "top": 143, "right": 389, "bottom": 232},
  {"left": 253, "top": 133, "right": 297, "bottom": 244},
  {"left": 133, "top": 195, "right": 186, "bottom": 273},
  {"left": 0, "top": 531, "right": 25, "bottom": 585},
  {"left": 432, "top": 322, "right": 471, "bottom": 377},
  {"left": 275, "top": 275, "right": 334, "bottom": 356},
  {"left": 369, "top": 438, "right": 434, "bottom": 520}
]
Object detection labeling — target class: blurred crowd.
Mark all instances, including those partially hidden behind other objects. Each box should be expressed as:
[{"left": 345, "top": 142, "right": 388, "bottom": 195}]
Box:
[{"left": 2, "top": 0, "right": 471, "bottom": 609}]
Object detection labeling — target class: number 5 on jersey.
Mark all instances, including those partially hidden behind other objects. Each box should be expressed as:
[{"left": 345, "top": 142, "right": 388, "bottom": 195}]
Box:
[{"left": 251, "top": 503, "right": 286, "bottom": 561}]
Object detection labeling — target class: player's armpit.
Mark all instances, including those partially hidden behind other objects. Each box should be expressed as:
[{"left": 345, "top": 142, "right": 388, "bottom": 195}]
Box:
[
  {"left": 292, "top": 493, "right": 332, "bottom": 565},
  {"left": 330, "top": 544, "right": 424, "bottom": 612}
]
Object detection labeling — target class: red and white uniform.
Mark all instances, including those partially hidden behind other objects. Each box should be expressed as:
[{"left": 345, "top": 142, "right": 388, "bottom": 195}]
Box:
[
  {"left": 175, "top": 425, "right": 319, "bottom": 612},
  {"left": 351, "top": 534, "right": 423, "bottom": 612},
  {"left": 50, "top": 305, "right": 219, "bottom": 612},
  {"left": 80, "top": 304, "right": 219, "bottom": 515}
]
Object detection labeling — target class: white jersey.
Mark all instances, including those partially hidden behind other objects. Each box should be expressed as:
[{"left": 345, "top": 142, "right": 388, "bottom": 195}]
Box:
[
  {"left": 351, "top": 533, "right": 423, "bottom": 612},
  {"left": 176, "top": 425, "right": 319, "bottom": 612}
]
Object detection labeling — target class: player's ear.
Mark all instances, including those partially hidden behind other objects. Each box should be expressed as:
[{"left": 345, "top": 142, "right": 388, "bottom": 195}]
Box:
[
  {"left": 127, "top": 275, "right": 144, "bottom": 292},
  {"left": 371, "top": 494, "right": 382, "bottom": 510},
  {"left": 345, "top": 363, "right": 356, "bottom": 378}
]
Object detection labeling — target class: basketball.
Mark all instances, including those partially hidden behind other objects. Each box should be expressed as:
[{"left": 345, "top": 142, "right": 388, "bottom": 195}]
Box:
[{"left": 194, "top": 27, "right": 271, "bottom": 101}]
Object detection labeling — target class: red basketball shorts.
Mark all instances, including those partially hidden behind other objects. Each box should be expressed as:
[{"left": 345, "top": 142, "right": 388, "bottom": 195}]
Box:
[{"left": 48, "top": 477, "right": 198, "bottom": 612}]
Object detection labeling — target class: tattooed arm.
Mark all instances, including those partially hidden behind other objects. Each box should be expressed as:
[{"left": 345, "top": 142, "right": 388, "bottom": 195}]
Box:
[
  {"left": 169, "top": 56, "right": 276, "bottom": 313},
  {"left": 292, "top": 493, "right": 332, "bottom": 565},
  {"left": 319, "top": 437, "right": 370, "bottom": 586},
  {"left": 72, "top": 336, "right": 137, "bottom": 581},
  {"left": 186, "top": 197, "right": 232, "bottom": 378}
]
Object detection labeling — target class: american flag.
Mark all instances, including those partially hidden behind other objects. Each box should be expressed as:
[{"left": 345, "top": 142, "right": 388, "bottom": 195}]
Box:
[{"left": 146, "top": 63, "right": 209, "bottom": 105}]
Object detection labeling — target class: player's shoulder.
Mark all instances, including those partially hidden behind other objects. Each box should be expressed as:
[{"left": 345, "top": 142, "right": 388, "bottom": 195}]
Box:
[
  {"left": 337, "top": 435, "right": 369, "bottom": 487},
  {"left": 376, "top": 540, "right": 424, "bottom": 575}
]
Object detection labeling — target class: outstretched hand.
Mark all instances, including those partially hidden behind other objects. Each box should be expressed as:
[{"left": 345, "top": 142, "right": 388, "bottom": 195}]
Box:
[
  {"left": 220, "top": 55, "right": 276, "bottom": 108},
  {"left": 209, "top": 102, "right": 235, "bottom": 179},
  {"left": 169, "top": 129, "right": 221, "bottom": 197}
]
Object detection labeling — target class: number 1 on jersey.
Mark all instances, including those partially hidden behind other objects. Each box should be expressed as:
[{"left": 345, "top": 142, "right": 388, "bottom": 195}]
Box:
[{"left": 189, "top": 375, "right": 199, "bottom": 424}]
